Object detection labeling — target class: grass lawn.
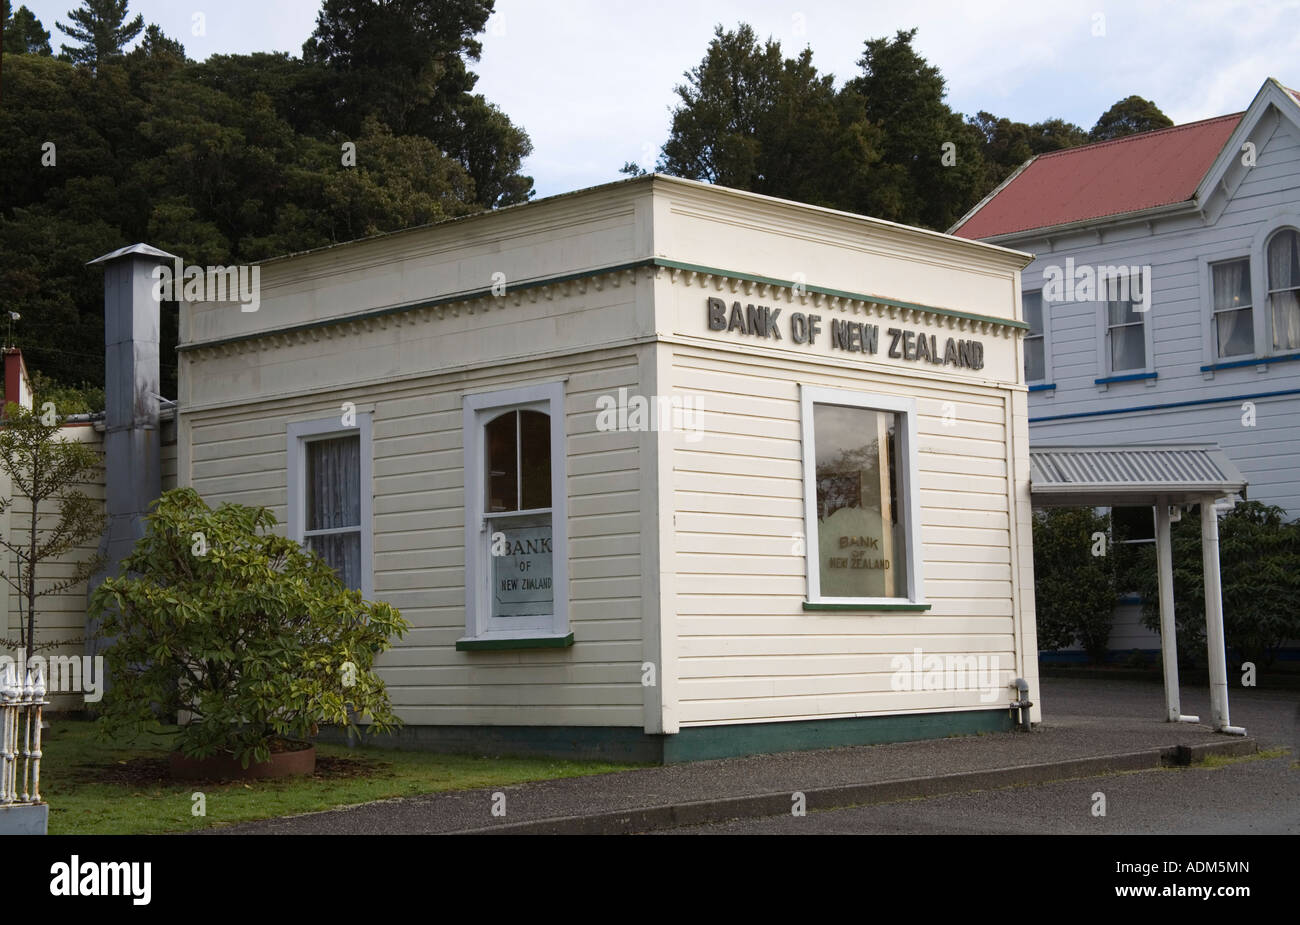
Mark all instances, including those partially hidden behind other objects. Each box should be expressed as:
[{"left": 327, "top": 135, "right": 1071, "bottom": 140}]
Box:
[{"left": 41, "top": 718, "right": 640, "bottom": 835}]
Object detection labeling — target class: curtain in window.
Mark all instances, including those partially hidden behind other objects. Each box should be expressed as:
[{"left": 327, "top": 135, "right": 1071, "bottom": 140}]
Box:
[
  {"left": 1270, "top": 230, "right": 1300, "bottom": 351},
  {"left": 307, "top": 533, "right": 362, "bottom": 590},
  {"left": 306, "top": 436, "right": 361, "bottom": 589},
  {"left": 1212, "top": 260, "right": 1253, "bottom": 357}
]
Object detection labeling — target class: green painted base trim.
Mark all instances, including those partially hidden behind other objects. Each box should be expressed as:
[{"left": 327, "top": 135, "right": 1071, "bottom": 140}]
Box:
[
  {"left": 456, "top": 632, "right": 574, "bottom": 651},
  {"left": 317, "top": 722, "right": 661, "bottom": 764},
  {"left": 664, "top": 709, "right": 1013, "bottom": 763},
  {"left": 803, "top": 601, "right": 932, "bottom": 612},
  {"left": 327, "top": 709, "right": 1012, "bottom": 764}
]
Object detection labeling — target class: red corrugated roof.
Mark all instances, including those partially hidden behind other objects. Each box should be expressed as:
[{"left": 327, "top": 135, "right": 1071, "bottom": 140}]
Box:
[{"left": 953, "top": 113, "right": 1242, "bottom": 239}]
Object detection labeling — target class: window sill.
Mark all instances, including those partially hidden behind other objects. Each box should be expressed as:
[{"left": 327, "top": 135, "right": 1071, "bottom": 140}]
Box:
[
  {"left": 1094, "top": 371, "right": 1157, "bottom": 386},
  {"left": 803, "top": 601, "right": 932, "bottom": 613},
  {"left": 1027, "top": 383, "right": 1056, "bottom": 392},
  {"left": 1200, "top": 352, "right": 1300, "bottom": 373},
  {"left": 456, "top": 632, "right": 574, "bottom": 651}
]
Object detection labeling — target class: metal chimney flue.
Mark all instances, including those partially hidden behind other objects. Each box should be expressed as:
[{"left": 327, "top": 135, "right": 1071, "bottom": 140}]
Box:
[{"left": 85, "top": 243, "right": 175, "bottom": 664}]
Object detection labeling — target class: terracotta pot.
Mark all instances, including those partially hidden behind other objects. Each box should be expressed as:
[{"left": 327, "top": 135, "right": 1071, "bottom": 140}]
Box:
[{"left": 169, "top": 743, "right": 316, "bottom": 781}]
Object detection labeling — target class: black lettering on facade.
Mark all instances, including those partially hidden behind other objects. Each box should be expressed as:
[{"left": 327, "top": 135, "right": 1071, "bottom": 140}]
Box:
[
  {"left": 766, "top": 307, "right": 782, "bottom": 340},
  {"left": 791, "top": 312, "right": 808, "bottom": 344},
  {"left": 707, "top": 297, "right": 727, "bottom": 331}
]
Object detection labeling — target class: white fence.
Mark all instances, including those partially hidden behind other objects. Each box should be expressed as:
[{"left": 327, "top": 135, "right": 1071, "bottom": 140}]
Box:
[{"left": 0, "top": 664, "right": 45, "bottom": 805}]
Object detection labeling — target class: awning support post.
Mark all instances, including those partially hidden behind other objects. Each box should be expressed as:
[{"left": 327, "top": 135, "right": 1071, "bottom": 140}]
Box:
[
  {"left": 1155, "top": 498, "right": 1198, "bottom": 723},
  {"left": 1201, "top": 495, "right": 1246, "bottom": 735}
]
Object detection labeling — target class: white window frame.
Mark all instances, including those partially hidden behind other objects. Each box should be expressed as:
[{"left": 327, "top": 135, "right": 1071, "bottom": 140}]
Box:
[
  {"left": 800, "top": 385, "right": 926, "bottom": 606},
  {"left": 1095, "top": 271, "right": 1154, "bottom": 378},
  {"left": 462, "top": 381, "right": 568, "bottom": 642},
  {"left": 1022, "top": 287, "right": 1050, "bottom": 384},
  {"left": 1208, "top": 256, "right": 1256, "bottom": 360},
  {"left": 1197, "top": 251, "right": 1257, "bottom": 368},
  {"left": 287, "top": 412, "right": 374, "bottom": 600},
  {"left": 1245, "top": 213, "right": 1300, "bottom": 360},
  {"left": 1264, "top": 225, "right": 1300, "bottom": 354}
]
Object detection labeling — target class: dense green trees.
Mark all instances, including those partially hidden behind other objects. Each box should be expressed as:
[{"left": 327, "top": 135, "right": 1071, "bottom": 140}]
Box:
[
  {"left": 1089, "top": 95, "right": 1174, "bottom": 141},
  {"left": 0, "top": 0, "right": 533, "bottom": 399},
  {"left": 653, "top": 24, "right": 1170, "bottom": 232},
  {"left": 1126, "top": 502, "right": 1300, "bottom": 669},
  {"left": 3, "top": 2, "right": 52, "bottom": 55}
]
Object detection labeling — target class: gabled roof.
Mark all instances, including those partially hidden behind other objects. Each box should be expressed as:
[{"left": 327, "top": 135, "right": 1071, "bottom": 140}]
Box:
[
  {"left": 952, "top": 77, "right": 1300, "bottom": 242},
  {"left": 1029, "top": 444, "right": 1247, "bottom": 506},
  {"left": 952, "top": 115, "right": 1241, "bottom": 240}
]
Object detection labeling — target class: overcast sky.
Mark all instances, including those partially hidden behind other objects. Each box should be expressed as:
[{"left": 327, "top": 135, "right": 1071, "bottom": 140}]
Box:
[{"left": 23, "top": 0, "right": 1300, "bottom": 198}]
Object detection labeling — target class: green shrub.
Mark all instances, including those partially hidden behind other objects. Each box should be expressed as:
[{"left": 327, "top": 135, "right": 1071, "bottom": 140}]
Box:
[
  {"left": 90, "top": 487, "right": 408, "bottom": 766},
  {"left": 1127, "top": 501, "right": 1300, "bottom": 669},
  {"left": 1032, "top": 507, "right": 1121, "bottom": 663}
]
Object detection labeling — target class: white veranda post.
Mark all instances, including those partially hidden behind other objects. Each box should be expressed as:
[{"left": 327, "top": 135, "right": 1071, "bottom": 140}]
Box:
[
  {"left": 1154, "top": 500, "right": 1198, "bottom": 724},
  {"left": 1201, "top": 496, "right": 1246, "bottom": 735}
]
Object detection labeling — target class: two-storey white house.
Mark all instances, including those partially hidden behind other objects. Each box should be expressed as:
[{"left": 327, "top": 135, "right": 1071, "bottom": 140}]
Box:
[{"left": 952, "top": 77, "right": 1300, "bottom": 658}]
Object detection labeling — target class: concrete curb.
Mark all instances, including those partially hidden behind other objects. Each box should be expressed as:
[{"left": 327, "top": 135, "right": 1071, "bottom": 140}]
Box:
[{"left": 459, "top": 737, "right": 1258, "bottom": 835}]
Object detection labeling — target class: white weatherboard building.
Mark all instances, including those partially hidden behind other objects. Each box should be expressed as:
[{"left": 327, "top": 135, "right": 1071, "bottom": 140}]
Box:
[
  {"left": 953, "top": 76, "right": 1300, "bottom": 664},
  {"left": 163, "top": 175, "right": 1042, "bottom": 761}
]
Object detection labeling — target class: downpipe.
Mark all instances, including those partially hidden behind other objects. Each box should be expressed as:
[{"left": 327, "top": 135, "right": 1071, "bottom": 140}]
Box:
[{"left": 1009, "top": 678, "right": 1033, "bottom": 731}]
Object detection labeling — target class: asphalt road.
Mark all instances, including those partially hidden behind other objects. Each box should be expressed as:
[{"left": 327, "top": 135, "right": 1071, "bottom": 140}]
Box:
[{"left": 662, "top": 677, "right": 1300, "bottom": 835}]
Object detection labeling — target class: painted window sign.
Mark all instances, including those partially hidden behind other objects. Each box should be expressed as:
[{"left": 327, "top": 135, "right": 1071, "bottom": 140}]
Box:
[
  {"left": 484, "top": 408, "right": 553, "bottom": 620},
  {"left": 492, "top": 521, "right": 554, "bottom": 617},
  {"left": 812, "top": 403, "right": 908, "bottom": 599}
]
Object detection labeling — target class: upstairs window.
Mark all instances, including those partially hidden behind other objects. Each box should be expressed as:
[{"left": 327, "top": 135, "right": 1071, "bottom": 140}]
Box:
[
  {"left": 1023, "top": 289, "right": 1046, "bottom": 382},
  {"left": 1105, "top": 289, "right": 1146, "bottom": 373},
  {"left": 1210, "top": 258, "right": 1254, "bottom": 358},
  {"left": 1268, "top": 229, "right": 1300, "bottom": 352}
]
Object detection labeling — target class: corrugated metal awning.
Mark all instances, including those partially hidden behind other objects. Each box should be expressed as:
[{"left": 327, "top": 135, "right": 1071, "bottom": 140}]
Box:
[{"left": 1029, "top": 444, "right": 1247, "bottom": 506}]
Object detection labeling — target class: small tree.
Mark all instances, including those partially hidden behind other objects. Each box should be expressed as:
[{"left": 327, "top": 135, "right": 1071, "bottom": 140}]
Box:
[
  {"left": 55, "top": 0, "right": 143, "bottom": 70},
  {"left": 90, "top": 487, "right": 408, "bottom": 766},
  {"left": 0, "top": 401, "right": 105, "bottom": 664},
  {"left": 1032, "top": 507, "right": 1120, "bottom": 663}
]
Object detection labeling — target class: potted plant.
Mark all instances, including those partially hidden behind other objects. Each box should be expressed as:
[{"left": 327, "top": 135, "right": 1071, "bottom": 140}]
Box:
[{"left": 90, "top": 488, "right": 408, "bottom": 779}]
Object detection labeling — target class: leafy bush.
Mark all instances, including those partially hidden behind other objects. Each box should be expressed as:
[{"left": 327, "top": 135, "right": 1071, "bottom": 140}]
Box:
[
  {"left": 1127, "top": 501, "right": 1300, "bottom": 669},
  {"left": 90, "top": 487, "right": 408, "bottom": 766},
  {"left": 1032, "top": 507, "right": 1121, "bottom": 662}
]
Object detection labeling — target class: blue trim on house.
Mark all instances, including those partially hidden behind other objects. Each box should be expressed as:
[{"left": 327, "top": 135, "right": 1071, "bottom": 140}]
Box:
[
  {"left": 1028, "top": 383, "right": 1057, "bottom": 392},
  {"left": 1200, "top": 352, "right": 1300, "bottom": 372},
  {"left": 1030, "top": 387, "right": 1300, "bottom": 423},
  {"left": 1094, "top": 371, "right": 1158, "bottom": 385}
]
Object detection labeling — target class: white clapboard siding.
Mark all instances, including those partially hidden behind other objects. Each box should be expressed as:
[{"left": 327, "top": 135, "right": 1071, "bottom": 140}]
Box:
[
  {"left": 186, "top": 349, "right": 648, "bottom": 727},
  {"left": 670, "top": 347, "right": 1022, "bottom": 726}
]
